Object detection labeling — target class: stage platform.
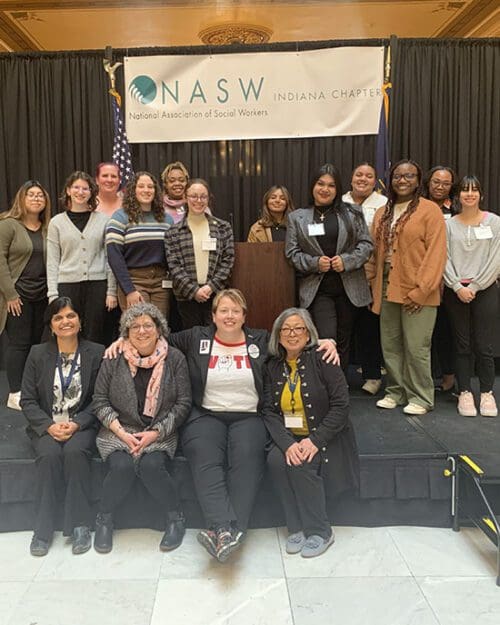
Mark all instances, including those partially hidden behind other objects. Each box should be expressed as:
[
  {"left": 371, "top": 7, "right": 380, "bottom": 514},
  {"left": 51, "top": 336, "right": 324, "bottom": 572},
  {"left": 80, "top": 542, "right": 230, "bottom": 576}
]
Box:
[{"left": 1, "top": 370, "right": 499, "bottom": 533}]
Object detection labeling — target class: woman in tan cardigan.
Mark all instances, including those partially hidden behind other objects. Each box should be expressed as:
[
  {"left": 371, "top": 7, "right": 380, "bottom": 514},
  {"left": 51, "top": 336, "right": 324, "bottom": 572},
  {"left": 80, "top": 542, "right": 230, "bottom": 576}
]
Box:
[
  {"left": 365, "top": 160, "right": 446, "bottom": 415},
  {"left": 247, "top": 185, "right": 295, "bottom": 243}
]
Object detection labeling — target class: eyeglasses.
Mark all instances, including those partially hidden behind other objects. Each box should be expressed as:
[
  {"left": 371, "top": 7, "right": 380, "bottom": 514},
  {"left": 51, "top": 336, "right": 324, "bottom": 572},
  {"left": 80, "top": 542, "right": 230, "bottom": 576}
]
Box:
[
  {"left": 187, "top": 194, "right": 208, "bottom": 202},
  {"left": 26, "top": 193, "right": 45, "bottom": 200},
  {"left": 129, "top": 322, "right": 156, "bottom": 333},
  {"left": 280, "top": 326, "right": 307, "bottom": 336},
  {"left": 430, "top": 179, "right": 452, "bottom": 188},
  {"left": 393, "top": 173, "right": 418, "bottom": 181}
]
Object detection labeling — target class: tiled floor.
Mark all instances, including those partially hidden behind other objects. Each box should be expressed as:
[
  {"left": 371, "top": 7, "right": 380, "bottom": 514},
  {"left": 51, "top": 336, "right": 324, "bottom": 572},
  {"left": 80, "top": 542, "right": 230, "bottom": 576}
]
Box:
[{"left": 1, "top": 525, "right": 499, "bottom": 625}]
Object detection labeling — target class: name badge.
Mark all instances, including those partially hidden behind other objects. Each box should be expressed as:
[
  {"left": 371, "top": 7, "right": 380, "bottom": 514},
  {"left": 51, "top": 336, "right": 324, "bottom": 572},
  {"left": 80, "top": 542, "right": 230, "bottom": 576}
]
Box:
[
  {"left": 202, "top": 238, "right": 217, "bottom": 251},
  {"left": 444, "top": 213, "right": 452, "bottom": 220},
  {"left": 248, "top": 343, "right": 260, "bottom": 359},
  {"left": 308, "top": 223, "right": 325, "bottom": 236},
  {"left": 162, "top": 279, "right": 173, "bottom": 289},
  {"left": 199, "top": 339, "right": 210, "bottom": 354},
  {"left": 284, "top": 411, "right": 305, "bottom": 429},
  {"left": 474, "top": 226, "right": 493, "bottom": 240}
]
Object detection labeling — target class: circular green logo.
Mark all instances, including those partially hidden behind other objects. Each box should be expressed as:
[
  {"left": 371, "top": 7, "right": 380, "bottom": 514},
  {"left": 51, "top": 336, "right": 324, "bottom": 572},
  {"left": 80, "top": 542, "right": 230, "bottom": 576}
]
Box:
[{"left": 128, "top": 75, "right": 157, "bottom": 105}]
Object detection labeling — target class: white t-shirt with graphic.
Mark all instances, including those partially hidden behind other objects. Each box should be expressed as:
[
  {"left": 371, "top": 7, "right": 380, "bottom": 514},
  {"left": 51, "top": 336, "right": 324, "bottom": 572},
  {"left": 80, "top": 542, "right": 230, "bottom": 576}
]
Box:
[{"left": 202, "top": 337, "right": 259, "bottom": 412}]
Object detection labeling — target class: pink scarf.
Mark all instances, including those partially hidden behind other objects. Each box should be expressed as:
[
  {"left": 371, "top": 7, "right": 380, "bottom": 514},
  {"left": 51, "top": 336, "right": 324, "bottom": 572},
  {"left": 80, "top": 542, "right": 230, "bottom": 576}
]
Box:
[{"left": 122, "top": 337, "right": 169, "bottom": 418}]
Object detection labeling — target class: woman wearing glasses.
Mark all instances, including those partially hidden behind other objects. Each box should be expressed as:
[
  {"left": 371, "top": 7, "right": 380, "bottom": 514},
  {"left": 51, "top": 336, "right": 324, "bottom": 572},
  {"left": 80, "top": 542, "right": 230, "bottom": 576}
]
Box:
[
  {"left": 0, "top": 181, "right": 51, "bottom": 411},
  {"left": 164, "top": 178, "right": 234, "bottom": 329},
  {"left": 423, "top": 166, "right": 457, "bottom": 393},
  {"left": 47, "top": 171, "right": 117, "bottom": 345},
  {"left": 366, "top": 160, "right": 447, "bottom": 415},
  {"left": 263, "top": 308, "right": 358, "bottom": 558},
  {"left": 106, "top": 171, "right": 173, "bottom": 318}
]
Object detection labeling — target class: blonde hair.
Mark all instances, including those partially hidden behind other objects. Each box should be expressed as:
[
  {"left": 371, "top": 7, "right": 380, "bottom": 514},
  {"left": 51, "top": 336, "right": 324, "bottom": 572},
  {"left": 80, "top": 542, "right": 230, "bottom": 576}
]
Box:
[
  {"left": 161, "top": 161, "right": 189, "bottom": 189},
  {"left": 212, "top": 288, "right": 248, "bottom": 314}
]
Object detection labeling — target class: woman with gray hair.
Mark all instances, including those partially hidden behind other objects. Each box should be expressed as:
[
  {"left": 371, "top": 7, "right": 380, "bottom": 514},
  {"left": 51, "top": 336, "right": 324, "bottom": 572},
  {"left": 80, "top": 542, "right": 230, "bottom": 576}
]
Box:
[
  {"left": 263, "top": 308, "right": 359, "bottom": 558},
  {"left": 92, "top": 302, "right": 191, "bottom": 553}
]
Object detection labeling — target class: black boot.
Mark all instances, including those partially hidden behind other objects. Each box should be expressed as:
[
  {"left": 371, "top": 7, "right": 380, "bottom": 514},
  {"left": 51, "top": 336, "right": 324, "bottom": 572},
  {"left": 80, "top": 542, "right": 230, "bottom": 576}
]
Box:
[
  {"left": 72, "top": 526, "right": 92, "bottom": 555},
  {"left": 94, "top": 513, "right": 113, "bottom": 554},
  {"left": 160, "top": 512, "right": 185, "bottom": 551}
]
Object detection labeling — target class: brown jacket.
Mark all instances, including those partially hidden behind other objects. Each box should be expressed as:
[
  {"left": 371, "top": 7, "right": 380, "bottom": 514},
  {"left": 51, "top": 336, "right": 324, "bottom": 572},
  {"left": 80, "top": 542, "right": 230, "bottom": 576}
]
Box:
[
  {"left": 247, "top": 220, "right": 273, "bottom": 243},
  {"left": 365, "top": 197, "right": 446, "bottom": 314}
]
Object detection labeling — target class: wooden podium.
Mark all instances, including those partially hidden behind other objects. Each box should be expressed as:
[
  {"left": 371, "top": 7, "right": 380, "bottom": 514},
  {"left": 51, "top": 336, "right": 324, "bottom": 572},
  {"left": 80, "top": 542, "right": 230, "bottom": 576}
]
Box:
[{"left": 229, "top": 242, "right": 296, "bottom": 331}]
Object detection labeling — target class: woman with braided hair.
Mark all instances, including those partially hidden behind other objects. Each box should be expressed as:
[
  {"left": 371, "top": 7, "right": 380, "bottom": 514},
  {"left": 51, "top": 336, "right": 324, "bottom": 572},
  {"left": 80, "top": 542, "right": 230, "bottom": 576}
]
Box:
[{"left": 365, "top": 160, "right": 446, "bottom": 415}]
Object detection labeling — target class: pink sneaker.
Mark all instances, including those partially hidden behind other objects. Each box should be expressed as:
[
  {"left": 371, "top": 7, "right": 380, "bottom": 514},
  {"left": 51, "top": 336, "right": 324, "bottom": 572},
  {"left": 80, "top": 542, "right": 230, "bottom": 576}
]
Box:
[
  {"left": 457, "top": 391, "right": 477, "bottom": 417},
  {"left": 480, "top": 392, "right": 498, "bottom": 417}
]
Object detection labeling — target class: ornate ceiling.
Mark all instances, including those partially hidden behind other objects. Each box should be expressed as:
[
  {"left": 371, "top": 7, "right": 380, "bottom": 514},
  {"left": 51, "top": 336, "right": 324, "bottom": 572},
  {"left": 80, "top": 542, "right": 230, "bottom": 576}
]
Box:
[{"left": 0, "top": 0, "right": 498, "bottom": 52}]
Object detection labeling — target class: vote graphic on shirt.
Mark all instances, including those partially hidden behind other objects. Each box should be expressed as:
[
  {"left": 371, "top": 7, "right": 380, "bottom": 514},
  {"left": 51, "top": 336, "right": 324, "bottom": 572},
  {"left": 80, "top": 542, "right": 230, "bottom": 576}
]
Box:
[{"left": 203, "top": 337, "right": 258, "bottom": 412}]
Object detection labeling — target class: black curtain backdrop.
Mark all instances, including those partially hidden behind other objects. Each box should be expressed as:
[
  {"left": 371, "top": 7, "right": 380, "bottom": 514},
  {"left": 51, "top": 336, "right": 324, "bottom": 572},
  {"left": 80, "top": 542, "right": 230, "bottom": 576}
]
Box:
[{"left": 0, "top": 38, "right": 498, "bottom": 242}]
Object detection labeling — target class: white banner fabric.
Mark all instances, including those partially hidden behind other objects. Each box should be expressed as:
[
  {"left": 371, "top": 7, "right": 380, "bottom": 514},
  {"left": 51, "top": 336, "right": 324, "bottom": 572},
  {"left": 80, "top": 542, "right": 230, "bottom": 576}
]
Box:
[{"left": 124, "top": 47, "right": 384, "bottom": 143}]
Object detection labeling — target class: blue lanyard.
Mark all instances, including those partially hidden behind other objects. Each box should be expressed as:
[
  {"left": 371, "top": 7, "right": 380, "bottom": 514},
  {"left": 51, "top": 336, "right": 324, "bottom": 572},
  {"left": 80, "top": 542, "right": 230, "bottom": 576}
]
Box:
[
  {"left": 284, "top": 363, "right": 300, "bottom": 414},
  {"left": 57, "top": 348, "right": 80, "bottom": 398}
]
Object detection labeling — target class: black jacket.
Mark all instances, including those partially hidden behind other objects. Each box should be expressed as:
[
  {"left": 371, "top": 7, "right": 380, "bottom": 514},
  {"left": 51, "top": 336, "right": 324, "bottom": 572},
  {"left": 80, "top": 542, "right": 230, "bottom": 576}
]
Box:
[
  {"left": 169, "top": 324, "right": 269, "bottom": 423},
  {"left": 263, "top": 347, "right": 359, "bottom": 495},
  {"left": 20, "top": 339, "right": 104, "bottom": 438}
]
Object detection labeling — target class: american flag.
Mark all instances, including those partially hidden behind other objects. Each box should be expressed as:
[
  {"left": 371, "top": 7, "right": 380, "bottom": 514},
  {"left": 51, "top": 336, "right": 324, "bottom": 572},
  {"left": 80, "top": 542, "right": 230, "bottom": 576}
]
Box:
[{"left": 110, "top": 90, "right": 134, "bottom": 189}]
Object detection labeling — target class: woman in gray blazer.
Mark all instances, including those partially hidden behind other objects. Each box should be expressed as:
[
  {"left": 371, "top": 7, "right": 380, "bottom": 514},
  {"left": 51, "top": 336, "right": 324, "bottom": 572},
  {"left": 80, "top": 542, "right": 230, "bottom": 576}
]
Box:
[{"left": 285, "top": 163, "right": 373, "bottom": 370}]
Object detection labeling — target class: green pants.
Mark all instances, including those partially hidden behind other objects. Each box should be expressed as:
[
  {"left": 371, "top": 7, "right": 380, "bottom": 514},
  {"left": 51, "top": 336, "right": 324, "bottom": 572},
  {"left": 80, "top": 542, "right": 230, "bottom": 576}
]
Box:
[{"left": 380, "top": 279, "right": 437, "bottom": 409}]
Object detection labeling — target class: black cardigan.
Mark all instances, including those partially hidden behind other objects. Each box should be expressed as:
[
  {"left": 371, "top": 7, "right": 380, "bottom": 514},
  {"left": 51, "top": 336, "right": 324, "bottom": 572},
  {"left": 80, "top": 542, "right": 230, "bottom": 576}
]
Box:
[
  {"left": 20, "top": 339, "right": 104, "bottom": 438},
  {"left": 263, "top": 347, "right": 359, "bottom": 495}
]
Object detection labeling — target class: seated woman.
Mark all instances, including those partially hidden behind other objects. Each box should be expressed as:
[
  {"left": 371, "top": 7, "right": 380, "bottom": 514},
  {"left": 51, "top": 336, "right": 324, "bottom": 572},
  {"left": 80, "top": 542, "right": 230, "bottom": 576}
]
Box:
[
  {"left": 247, "top": 185, "right": 295, "bottom": 242},
  {"left": 263, "top": 308, "right": 358, "bottom": 558},
  {"left": 104, "top": 289, "right": 337, "bottom": 562},
  {"left": 92, "top": 303, "right": 191, "bottom": 553},
  {"left": 20, "top": 297, "right": 104, "bottom": 556}
]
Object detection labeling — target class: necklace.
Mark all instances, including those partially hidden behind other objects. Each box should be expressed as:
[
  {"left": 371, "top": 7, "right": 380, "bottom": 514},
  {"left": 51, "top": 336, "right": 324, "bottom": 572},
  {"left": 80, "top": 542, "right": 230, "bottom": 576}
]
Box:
[{"left": 315, "top": 207, "right": 333, "bottom": 222}]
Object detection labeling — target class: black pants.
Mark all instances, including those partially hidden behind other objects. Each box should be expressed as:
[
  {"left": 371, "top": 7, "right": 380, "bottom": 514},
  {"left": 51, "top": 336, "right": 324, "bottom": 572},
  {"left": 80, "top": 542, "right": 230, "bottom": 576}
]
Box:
[
  {"left": 58, "top": 280, "right": 107, "bottom": 344},
  {"left": 181, "top": 412, "right": 267, "bottom": 531},
  {"left": 31, "top": 428, "right": 95, "bottom": 541},
  {"left": 431, "top": 303, "right": 455, "bottom": 379},
  {"left": 5, "top": 298, "right": 47, "bottom": 392},
  {"left": 444, "top": 283, "right": 497, "bottom": 392},
  {"left": 267, "top": 445, "right": 331, "bottom": 540},
  {"left": 177, "top": 298, "right": 213, "bottom": 330},
  {"left": 309, "top": 279, "right": 355, "bottom": 372},
  {"left": 354, "top": 305, "right": 382, "bottom": 380},
  {"left": 100, "top": 451, "right": 180, "bottom": 519}
]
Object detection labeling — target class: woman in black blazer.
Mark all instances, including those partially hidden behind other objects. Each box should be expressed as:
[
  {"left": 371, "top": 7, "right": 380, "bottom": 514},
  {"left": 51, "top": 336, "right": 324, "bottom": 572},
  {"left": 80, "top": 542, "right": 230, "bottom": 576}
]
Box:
[{"left": 21, "top": 297, "right": 104, "bottom": 557}]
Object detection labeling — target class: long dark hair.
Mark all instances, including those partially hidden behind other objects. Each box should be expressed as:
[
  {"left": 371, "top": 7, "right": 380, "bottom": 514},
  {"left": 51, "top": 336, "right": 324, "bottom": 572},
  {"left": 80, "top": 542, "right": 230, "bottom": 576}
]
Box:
[
  {"left": 259, "top": 185, "right": 294, "bottom": 227},
  {"left": 309, "top": 163, "right": 364, "bottom": 251},
  {"left": 60, "top": 171, "right": 98, "bottom": 211},
  {"left": 375, "top": 159, "right": 423, "bottom": 251},
  {"left": 453, "top": 174, "right": 484, "bottom": 213},
  {"left": 122, "top": 171, "right": 164, "bottom": 224}
]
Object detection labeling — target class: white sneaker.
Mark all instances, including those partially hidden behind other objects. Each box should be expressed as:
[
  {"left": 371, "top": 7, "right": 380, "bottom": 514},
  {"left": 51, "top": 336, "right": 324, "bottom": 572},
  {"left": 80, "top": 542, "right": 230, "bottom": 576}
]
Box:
[
  {"left": 7, "top": 392, "right": 21, "bottom": 411},
  {"left": 480, "top": 392, "right": 498, "bottom": 417},
  {"left": 376, "top": 396, "right": 397, "bottom": 409},
  {"left": 403, "top": 402, "right": 428, "bottom": 415},
  {"left": 362, "top": 379, "right": 382, "bottom": 395}
]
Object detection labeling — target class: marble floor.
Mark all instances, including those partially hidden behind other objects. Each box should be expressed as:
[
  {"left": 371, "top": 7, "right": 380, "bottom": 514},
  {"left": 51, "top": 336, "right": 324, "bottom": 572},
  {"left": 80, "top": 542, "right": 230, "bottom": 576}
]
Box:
[{"left": 1, "top": 525, "right": 500, "bottom": 625}]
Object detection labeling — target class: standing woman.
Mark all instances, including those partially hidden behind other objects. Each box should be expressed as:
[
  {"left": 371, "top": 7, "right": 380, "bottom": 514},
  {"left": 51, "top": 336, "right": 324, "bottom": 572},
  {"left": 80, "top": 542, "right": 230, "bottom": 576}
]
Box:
[
  {"left": 286, "top": 163, "right": 373, "bottom": 370},
  {"left": 0, "top": 181, "right": 51, "bottom": 410},
  {"left": 161, "top": 161, "right": 189, "bottom": 224},
  {"left": 443, "top": 175, "right": 500, "bottom": 417},
  {"left": 95, "top": 162, "right": 122, "bottom": 218},
  {"left": 106, "top": 171, "right": 173, "bottom": 317},
  {"left": 247, "top": 185, "right": 295, "bottom": 242},
  {"left": 423, "top": 166, "right": 457, "bottom": 393},
  {"left": 366, "top": 160, "right": 447, "bottom": 415},
  {"left": 21, "top": 297, "right": 104, "bottom": 556},
  {"left": 165, "top": 178, "right": 234, "bottom": 329},
  {"left": 342, "top": 163, "right": 387, "bottom": 394},
  {"left": 47, "top": 171, "right": 117, "bottom": 344}
]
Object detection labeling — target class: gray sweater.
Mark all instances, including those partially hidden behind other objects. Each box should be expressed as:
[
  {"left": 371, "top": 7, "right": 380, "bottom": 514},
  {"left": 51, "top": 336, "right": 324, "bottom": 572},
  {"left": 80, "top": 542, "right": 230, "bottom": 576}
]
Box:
[
  {"left": 444, "top": 212, "right": 500, "bottom": 293},
  {"left": 47, "top": 211, "right": 116, "bottom": 301}
]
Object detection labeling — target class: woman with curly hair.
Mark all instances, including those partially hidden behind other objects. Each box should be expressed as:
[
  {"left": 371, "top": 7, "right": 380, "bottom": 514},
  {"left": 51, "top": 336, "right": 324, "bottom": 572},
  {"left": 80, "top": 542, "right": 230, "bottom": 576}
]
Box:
[
  {"left": 47, "top": 171, "right": 117, "bottom": 344},
  {"left": 247, "top": 185, "right": 295, "bottom": 243},
  {"left": 366, "top": 160, "right": 447, "bottom": 415},
  {"left": 106, "top": 171, "right": 174, "bottom": 317}
]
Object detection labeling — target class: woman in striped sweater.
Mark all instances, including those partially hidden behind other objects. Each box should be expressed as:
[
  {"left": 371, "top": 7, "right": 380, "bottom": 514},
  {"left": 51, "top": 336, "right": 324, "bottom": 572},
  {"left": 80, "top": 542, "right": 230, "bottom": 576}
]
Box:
[{"left": 106, "top": 171, "right": 173, "bottom": 317}]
